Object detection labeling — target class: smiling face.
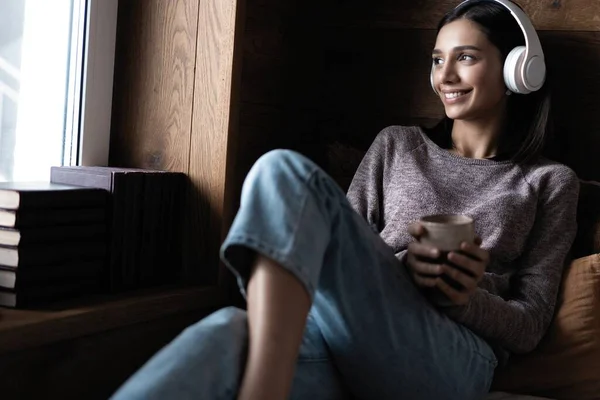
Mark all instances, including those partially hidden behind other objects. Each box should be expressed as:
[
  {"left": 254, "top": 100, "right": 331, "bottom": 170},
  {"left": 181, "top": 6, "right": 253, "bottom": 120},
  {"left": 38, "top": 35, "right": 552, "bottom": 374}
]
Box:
[{"left": 432, "top": 18, "right": 508, "bottom": 123}]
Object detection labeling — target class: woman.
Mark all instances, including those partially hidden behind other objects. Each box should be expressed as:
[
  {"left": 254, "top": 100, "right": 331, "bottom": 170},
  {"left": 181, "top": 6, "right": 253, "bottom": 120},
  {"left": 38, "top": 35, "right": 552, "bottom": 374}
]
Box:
[{"left": 112, "top": 1, "right": 578, "bottom": 399}]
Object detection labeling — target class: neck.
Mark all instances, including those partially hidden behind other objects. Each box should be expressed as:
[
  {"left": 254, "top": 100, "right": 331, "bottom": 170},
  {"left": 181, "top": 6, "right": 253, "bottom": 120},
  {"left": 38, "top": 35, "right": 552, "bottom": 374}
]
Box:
[{"left": 450, "top": 117, "right": 504, "bottom": 159}]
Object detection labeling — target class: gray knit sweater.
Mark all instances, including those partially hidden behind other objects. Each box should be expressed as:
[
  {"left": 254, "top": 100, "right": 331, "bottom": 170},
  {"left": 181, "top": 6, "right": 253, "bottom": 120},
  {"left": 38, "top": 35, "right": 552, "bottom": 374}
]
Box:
[{"left": 346, "top": 125, "right": 579, "bottom": 355}]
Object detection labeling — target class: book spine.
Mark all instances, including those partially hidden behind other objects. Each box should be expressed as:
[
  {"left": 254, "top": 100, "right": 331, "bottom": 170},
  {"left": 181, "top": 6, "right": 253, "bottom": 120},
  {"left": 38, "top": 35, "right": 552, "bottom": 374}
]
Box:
[
  {"left": 13, "top": 224, "right": 107, "bottom": 246},
  {"left": 11, "top": 208, "right": 108, "bottom": 228},
  {"left": 9, "top": 241, "right": 107, "bottom": 267}
]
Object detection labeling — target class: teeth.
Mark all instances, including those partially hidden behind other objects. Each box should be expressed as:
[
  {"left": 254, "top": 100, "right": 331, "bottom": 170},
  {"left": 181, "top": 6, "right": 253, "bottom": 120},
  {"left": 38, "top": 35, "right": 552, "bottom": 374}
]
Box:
[{"left": 444, "top": 91, "right": 466, "bottom": 99}]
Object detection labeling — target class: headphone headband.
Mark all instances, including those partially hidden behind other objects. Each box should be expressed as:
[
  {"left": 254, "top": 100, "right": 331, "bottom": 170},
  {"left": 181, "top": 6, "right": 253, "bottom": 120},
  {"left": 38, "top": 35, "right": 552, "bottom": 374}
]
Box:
[{"left": 432, "top": 0, "right": 546, "bottom": 94}]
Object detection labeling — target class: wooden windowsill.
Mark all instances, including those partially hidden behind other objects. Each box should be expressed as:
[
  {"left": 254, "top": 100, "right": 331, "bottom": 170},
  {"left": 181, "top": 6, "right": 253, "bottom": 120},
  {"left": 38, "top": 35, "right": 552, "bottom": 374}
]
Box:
[{"left": 0, "top": 285, "right": 224, "bottom": 354}]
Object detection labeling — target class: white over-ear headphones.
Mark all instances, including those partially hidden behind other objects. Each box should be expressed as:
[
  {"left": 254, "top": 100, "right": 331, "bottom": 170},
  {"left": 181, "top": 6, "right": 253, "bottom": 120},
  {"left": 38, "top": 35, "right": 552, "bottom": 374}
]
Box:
[{"left": 430, "top": 0, "right": 546, "bottom": 95}]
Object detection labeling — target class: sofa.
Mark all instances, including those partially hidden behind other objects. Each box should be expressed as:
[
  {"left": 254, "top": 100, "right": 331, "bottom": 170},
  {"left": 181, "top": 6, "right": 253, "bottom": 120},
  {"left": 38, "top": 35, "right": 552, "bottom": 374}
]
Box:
[{"left": 325, "top": 141, "right": 600, "bottom": 400}]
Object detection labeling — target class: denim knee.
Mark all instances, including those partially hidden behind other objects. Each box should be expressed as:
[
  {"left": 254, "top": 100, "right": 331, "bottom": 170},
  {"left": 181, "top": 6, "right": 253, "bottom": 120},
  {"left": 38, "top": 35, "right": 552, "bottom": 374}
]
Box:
[
  {"left": 255, "top": 149, "right": 313, "bottom": 171},
  {"left": 181, "top": 306, "right": 248, "bottom": 342},
  {"left": 244, "top": 149, "right": 317, "bottom": 191}
]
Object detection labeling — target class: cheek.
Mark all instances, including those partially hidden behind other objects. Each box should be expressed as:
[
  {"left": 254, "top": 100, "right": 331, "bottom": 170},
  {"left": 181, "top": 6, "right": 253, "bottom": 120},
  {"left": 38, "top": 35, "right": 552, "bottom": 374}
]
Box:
[{"left": 472, "top": 68, "right": 506, "bottom": 101}]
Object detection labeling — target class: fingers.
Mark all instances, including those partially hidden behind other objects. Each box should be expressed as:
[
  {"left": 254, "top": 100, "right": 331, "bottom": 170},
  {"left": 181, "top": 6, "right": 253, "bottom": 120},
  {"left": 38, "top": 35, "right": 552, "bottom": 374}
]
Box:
[
  {"left": 407, "top": 222, "right": 426, "bottom": 239},
  {"left": 447, "top": 251, "right": 485, "bottom": 280},
  {"left": 456, "top": 241, "right": 490, "bottom": 264},
  {"left": 406, "top": 241, "right": 442, "bottom": 277},
  {"left": 440, "top": 264, "right": 477, "bottom": 292},
  {"left": 412, "top": 273, "right": 438, "bottom": 288},
  {"left": 406, "top": 252, "right": 443, "bottom": 276},
  {"left": 435, "top": 277, "right": 471, "bottom": 306},
  {"left": 436, "top": 251, "right": 484, "bottom": 306},
  {"left": 407, "top": 241, "right": 439, "bottom": 259},
  {"left": 406, "top": 233, "right": 490, "bottom": 302},
  {"left": 406, "top": 238, "right": 442, "bottom": 289}
]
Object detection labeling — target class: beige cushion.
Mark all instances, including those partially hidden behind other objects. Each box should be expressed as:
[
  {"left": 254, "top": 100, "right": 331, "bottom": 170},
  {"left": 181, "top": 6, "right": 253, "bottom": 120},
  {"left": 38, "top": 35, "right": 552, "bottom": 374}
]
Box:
[{"left": 491, "top": 254, "right": 600, "bottom": 399}]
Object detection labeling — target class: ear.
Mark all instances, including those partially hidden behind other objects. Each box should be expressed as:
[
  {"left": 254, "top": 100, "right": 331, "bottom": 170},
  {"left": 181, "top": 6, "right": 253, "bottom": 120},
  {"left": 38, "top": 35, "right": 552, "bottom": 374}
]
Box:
[{"left": 430, "top": 64, "right": 438, "bottom": 95}]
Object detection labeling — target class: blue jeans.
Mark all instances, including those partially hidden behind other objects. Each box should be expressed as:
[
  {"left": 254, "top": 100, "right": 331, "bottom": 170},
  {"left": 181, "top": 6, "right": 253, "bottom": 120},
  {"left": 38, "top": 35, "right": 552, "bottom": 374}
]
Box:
[{"left": 111, "top": 150, "right": 498, "bottom": 400}]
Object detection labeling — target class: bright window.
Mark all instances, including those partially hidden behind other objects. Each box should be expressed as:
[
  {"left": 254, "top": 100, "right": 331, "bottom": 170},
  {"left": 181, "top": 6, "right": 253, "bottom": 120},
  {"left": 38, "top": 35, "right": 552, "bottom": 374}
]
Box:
[{"left": 0, "top": 0, "right": 117, "bottom": 182}]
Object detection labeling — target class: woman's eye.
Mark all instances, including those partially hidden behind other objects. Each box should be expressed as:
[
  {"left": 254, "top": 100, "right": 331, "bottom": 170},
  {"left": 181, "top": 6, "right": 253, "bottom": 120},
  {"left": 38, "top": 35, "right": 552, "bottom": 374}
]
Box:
[
  {"left": 458, "top": 54, "right": 475, "bottom": 61},
  {"left": 432, "top": 57, "right": 443, "bottom": 66}
]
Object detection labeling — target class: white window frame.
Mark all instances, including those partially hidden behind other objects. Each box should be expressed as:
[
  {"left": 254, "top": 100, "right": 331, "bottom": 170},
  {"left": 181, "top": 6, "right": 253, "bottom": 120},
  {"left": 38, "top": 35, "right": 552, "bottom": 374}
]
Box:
[{"left": 76, "top": 0, "right": 119, "bottom": 167}]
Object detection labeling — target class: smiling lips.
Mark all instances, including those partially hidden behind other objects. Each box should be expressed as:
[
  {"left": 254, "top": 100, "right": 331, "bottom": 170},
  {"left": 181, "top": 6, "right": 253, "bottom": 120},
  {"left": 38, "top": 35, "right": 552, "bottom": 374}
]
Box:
[{"left": 442, "top": 89, "right": 472, "bottom": 102}]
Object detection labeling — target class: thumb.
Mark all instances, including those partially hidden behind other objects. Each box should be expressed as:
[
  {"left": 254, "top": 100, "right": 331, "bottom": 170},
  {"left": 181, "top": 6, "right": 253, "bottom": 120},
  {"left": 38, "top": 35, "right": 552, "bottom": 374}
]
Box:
[{"left": 408, "top": 222, "right": 426, "bottom": 239}]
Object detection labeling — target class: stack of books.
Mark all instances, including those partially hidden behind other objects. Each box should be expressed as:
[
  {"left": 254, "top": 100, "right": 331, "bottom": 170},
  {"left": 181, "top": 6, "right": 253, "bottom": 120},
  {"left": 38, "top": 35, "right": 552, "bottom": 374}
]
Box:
[
  {"left": 0, "top": 182, "right": 109, "bottom": 308},
  {"left": 50, "top": 166, "right": 187, "bottom": 291}
]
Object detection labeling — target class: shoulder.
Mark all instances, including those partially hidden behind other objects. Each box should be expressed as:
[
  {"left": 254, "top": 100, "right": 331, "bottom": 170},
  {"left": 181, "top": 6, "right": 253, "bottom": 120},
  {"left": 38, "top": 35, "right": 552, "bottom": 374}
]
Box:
[
  {"left": 370, "top": 125, "right": 426, "bottom": 156},
  {"left": 520, "top": 158, "right": 580, "bottom": 203}
]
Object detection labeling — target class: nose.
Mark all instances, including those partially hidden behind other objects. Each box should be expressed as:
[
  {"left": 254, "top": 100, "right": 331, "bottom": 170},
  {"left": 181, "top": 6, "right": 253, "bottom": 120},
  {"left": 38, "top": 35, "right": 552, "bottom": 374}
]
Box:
[{"left": 437, "top": 60, "right": 459, "bottom": 86}]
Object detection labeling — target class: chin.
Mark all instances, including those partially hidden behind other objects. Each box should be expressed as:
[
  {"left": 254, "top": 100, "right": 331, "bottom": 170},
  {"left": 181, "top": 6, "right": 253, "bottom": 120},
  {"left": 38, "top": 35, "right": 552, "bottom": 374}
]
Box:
[
  {"left": 444, "top": 109, "right": 469, "bottom": 120},
  {"left": 443, "top": 105, "right": 480, "bottom": 121}
]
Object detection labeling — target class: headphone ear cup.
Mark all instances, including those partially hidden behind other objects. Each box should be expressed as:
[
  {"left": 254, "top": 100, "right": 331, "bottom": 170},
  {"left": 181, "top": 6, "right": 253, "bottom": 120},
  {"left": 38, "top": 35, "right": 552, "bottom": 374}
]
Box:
[{"left": 504, "top": 46, "right": 528, "bottom": 94}]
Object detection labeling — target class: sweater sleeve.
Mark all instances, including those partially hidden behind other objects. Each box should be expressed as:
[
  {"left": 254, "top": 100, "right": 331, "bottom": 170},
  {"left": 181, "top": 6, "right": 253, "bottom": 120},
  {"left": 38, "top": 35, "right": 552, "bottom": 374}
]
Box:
[
  {"left": 346, "top": 130, "right": 389, "bottom": 233},
  {"left": 442, "top": 167, "right": 580, "bottom": 354}
]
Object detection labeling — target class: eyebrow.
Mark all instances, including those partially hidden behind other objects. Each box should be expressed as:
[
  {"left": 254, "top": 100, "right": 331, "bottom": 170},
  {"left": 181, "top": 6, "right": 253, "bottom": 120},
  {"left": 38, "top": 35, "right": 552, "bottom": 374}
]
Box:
[{"left": 432, "top": 45, "right": 482, "bottom": 54}]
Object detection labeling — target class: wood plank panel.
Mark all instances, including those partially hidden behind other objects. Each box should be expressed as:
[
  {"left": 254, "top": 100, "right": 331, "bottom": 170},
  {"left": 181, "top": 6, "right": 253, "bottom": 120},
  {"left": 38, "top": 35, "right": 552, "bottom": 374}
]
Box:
[
  {"left": 318, "top": 0, "right": 600, "bottom": 31},
  {"left": 217, "top": 0, "right": 328, "bottom": 301},
  {"left": 229, "top": 0, "right": 322, "bottom": 205},
  {"left": 315, "top": 28, "right": 600, "bottom": 180},
  {"left": 0, "top": 286, "right": 221, "bottom": 354},
  {"left": 186, "top": 0, "right": 245, "bottom": 284},
  {"left": 110, "top": 0, "right": 199, "bottom": 171}
]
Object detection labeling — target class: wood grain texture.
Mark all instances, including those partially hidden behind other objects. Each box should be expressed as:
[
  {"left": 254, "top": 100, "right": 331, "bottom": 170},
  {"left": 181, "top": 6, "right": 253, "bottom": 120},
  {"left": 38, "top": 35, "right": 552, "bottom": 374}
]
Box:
[
  {"left": 217, "top": 0, "right": 324, "bottom": 303},
  {"left": 0, "top": 285, "right": 221, "bottom": 354},
  {"left": 186, "top": 0, "right": 244, "bottom": 284},
  {"left": 109, "top": 0, "right": 199, "bottom": 171},
  {"left": 318, "top": 0, "right": 600, "bottom": 31}
]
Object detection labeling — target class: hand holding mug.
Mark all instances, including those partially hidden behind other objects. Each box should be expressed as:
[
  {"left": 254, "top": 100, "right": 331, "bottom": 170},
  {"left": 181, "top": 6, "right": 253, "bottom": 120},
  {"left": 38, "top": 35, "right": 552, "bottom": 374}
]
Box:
[{"left": 406, "top": 215, "right": 489, "bottom": 306}]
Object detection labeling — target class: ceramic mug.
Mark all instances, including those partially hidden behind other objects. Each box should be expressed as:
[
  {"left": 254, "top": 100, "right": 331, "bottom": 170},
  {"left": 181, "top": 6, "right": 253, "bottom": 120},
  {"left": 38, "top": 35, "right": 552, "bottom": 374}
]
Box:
[{"left": 417, "top": 214, "right": 476, "bottom": 305}]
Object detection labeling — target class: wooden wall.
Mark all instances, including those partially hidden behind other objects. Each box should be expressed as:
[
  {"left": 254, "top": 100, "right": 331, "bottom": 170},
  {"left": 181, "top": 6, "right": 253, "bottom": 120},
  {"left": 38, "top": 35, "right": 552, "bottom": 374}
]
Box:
[
  {"left": 109, "top": 0, "right": 600, "bottom": 290},
  {"left": 235, "top": 0, "right": 329, "bottom": 184},
  {"left": 110, "top": 0, "right": 244, "bottom": 287},
  {"left": 235, "top": 0, "right": 600, "bottom": 184},
  {"left": 110, "top": 0, "right": 326, "bottom": 291}
]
